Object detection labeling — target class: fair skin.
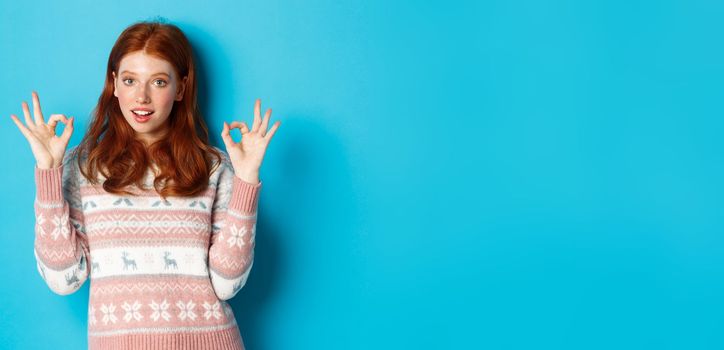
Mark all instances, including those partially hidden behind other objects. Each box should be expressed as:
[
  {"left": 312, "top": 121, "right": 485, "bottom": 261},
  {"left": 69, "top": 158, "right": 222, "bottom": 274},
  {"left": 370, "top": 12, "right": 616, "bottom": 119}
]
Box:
[
  {"left": 9, "top": 53, "right": 281, "bottom": 185},
  {"left": 112, "top": 51, "right": 186, "bottom": 146}
]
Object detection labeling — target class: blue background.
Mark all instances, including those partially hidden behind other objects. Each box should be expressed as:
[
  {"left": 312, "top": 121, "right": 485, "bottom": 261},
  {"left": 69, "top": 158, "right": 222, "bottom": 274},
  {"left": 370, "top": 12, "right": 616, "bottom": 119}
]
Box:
[{"left": 1, "top": 0, "right": 723, "bottom": 349}]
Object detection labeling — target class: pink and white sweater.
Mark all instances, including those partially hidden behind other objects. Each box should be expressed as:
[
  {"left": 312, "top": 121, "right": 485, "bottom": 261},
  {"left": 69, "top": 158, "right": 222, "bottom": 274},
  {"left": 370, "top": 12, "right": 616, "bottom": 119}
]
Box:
[{"left": 33, "top": 145, "right": 261, "bottom": 350}]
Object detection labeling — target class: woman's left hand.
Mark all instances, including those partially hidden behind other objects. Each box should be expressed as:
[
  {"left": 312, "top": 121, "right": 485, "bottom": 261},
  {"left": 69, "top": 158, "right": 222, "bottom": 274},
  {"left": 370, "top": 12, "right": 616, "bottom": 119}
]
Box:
[{"left": 221, "top": 98, "right": 281, "bottom": 184}]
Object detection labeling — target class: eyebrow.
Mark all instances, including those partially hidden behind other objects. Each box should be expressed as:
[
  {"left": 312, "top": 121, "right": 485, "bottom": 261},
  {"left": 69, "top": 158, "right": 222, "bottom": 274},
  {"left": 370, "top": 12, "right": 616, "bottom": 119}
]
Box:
[{"left": 120, "top": 70, "right": 170, "bottom": 78}]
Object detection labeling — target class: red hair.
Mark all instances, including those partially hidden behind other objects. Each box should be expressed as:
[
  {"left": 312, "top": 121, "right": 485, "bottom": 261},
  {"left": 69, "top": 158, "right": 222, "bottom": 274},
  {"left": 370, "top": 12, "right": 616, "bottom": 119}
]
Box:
[{"left": 72, "top": 19, "right": 222, "bottom": 199}]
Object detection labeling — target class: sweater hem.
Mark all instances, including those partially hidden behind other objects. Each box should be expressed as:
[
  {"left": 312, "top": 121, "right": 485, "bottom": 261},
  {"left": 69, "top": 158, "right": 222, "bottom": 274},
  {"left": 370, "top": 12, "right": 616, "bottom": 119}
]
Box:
[{"left": 88, "top": 324, "right": 244, "bottom": 350}]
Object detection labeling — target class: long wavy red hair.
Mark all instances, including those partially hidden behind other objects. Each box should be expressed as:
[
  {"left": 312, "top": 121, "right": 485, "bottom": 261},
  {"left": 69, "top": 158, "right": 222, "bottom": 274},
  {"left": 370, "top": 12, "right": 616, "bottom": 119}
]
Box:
[{"left": 71, "top": 19, "right": 222, "bottom": 199}]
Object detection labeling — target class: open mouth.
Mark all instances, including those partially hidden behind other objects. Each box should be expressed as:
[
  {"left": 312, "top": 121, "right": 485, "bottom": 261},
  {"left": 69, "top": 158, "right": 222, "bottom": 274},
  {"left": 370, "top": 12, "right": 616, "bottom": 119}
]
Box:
[
  {"left": 132, "top": 110, "right": 154, "bottom": 123},
  {"left": 132, "top": 110, "right": 154, "bottom": 117}
]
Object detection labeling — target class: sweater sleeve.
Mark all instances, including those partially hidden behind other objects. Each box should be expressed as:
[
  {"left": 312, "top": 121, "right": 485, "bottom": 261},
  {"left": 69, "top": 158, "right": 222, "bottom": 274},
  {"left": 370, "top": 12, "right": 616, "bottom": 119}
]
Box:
[
  {"left": 33, "top": 149, "right": 90, "bottom": 295},
  {"left": 208, "top": 156, "right": 262, "bottom": 301}
]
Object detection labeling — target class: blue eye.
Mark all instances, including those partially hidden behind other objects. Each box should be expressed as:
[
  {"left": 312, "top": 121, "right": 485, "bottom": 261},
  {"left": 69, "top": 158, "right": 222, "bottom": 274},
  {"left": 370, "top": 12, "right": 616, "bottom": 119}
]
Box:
[{"left": 121, "top": 78, "right": 167, "bottom": 87}]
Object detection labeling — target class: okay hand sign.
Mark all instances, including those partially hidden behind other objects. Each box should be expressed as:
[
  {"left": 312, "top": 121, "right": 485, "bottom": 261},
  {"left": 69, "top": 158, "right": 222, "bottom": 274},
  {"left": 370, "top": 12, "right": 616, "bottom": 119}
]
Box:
[
  {"left": 9, "top": 91, "right": 75, "bottom": 169},
  {"left": 221, "top": 99, "right": 281, "bottom": 184}
]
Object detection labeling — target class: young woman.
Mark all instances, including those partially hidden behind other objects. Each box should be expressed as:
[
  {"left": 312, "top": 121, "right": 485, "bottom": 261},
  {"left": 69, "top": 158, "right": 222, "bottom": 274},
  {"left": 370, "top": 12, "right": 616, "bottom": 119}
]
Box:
[{"left": 10, "top": 20, "right": 280, "bottom": 349}]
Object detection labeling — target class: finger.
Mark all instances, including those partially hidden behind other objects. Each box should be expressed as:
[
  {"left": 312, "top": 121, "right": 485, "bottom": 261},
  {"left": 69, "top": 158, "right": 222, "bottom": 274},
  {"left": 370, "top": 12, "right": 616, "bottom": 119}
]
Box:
[
  {"left": 22, "top": 101, "right": 34, "bottom": 127},
  {"left": 264, "top": 121, "right": 281, "bottom": 142},
  {"left": 229, "top": 121, "right": 250, "bottom": 134},
  {"left": 60, "top": 116, "right": 74, "bottom": 141},
  {"left": 221, "top": 121, "right": 236, "bottom": 146},
  {"left": 259, "top": 108, "right": 271, "bottom": 137},
  {"left": 251, "top": 99, "right": 262, "bottom": 133},
  {"left": 10, "top": 114, "right": 34, "bottom": 140},
  {"left": 47, "top": 114, "right": 69, "bottom": 131},
  {"left": 32, "top": 91, "right": 45, "bottom": 125}
]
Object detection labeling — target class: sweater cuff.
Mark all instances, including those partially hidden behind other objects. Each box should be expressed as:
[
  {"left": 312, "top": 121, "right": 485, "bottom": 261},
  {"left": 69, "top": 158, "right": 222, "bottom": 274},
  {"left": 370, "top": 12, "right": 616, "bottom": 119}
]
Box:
[
  {"left": 35, "top": 164, "right": 64, "bottom": 203},
  {"left": 228, "top": 176, "right": 262, "bottom": 214}
]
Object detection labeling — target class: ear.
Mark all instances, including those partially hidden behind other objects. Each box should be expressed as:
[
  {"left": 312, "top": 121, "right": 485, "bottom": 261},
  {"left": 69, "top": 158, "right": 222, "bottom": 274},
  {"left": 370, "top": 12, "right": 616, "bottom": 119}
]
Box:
[
  {"left": 176, "top": 76, "right": 188, "bottom": 101},
  {"left": 112, "top": 71, "right": 118, "bottom": 98}
]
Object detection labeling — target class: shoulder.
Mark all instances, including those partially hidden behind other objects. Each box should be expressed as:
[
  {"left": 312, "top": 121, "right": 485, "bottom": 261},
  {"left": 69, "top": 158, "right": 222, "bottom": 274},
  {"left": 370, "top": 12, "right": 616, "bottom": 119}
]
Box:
[
  {"left": 61, "top": 145, "right": 92, "bottom": 185},
  {"left": 209, "top": 146, "right": 234, "bottom": 178},
  {"left": 63, "top": 145, "right": 79, "bottom": 163},
  {"left": 61, "top": 145, "right": 81, "bottom": 175},
  {"left": 62, "top": 145, "right": 90, "bottom": 166},
  {"left": 58, "top": 145, "right": 84, "bottom": 195}
]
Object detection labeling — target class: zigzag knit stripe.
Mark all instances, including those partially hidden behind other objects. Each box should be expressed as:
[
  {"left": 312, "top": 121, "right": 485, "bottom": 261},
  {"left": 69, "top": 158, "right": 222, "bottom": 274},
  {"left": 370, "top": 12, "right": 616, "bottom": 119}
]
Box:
[
  {"left": 91, "top": 279, "right": 214, "bottom": 296},
  {"left": 91, "top": 239, "right": 208, "bottom": 249}
]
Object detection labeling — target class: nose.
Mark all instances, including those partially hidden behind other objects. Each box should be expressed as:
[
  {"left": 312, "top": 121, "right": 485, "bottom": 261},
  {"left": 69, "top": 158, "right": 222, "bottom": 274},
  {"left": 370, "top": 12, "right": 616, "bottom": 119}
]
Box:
[{"left": 135, "top": 85, "right": 150, "bottom": 103}]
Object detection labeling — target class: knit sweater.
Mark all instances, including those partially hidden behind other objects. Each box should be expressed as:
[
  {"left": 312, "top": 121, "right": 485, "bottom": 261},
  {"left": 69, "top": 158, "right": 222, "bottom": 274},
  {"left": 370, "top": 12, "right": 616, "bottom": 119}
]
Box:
[{"left": 33, "top": 145, "right": 261, "bottom": 350}]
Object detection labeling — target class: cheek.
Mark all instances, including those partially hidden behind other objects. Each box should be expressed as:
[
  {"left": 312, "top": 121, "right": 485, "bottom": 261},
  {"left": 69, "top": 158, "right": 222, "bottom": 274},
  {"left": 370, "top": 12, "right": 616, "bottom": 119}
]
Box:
[
  {"left": 117, "top": 89, "right": 135, "bottom": 106},
  {"left": 155, "top": 89, "right": 177, "bottom": 105}
]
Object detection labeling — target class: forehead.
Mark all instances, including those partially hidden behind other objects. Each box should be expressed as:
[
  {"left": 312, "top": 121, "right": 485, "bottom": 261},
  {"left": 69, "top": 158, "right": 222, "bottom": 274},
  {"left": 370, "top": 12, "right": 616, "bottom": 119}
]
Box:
[{"left": 118, "top": 51, "right": 175, "bottom": 77}]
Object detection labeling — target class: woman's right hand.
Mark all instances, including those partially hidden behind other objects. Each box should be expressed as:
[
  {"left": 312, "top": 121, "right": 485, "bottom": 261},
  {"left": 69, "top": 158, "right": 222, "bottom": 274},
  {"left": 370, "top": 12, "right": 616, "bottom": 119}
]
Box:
[{"left": 9, "top": 91, "right": 74, "bottom": 169}]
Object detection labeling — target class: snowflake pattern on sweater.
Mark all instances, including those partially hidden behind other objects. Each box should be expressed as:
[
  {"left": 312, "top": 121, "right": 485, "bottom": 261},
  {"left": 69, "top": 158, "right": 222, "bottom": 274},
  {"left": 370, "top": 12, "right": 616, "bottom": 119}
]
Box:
[{"left": 33, "top": 146, "right": 260, "bottom": 350}]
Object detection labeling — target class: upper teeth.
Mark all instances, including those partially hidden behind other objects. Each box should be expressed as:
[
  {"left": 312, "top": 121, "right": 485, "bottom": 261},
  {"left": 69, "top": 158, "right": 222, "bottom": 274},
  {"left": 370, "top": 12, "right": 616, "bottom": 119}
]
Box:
[{"left": 133, "top": 110, "right": 152, "bottom": 116}]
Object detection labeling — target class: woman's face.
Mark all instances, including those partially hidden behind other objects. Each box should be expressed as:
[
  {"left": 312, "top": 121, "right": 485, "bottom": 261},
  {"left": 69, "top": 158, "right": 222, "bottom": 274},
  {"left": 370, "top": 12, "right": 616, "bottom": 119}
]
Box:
[{"left": 112, "top": 51, "right": 187, "bottom": 145}]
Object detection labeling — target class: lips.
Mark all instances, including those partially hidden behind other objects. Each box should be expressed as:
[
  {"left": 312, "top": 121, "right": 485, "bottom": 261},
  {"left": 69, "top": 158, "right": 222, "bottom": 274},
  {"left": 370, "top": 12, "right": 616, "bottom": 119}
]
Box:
[
  {"left": 131, "top": 109, "right": 154, "bottom": 124},
  {"left": 131, "top": 111, "right": 152, "bottom": 124}
]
